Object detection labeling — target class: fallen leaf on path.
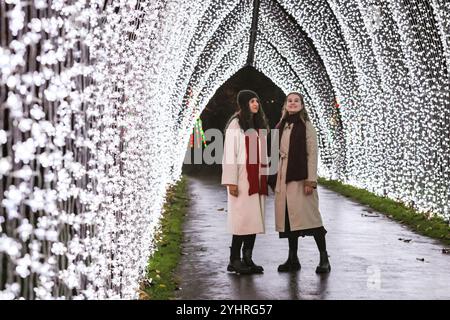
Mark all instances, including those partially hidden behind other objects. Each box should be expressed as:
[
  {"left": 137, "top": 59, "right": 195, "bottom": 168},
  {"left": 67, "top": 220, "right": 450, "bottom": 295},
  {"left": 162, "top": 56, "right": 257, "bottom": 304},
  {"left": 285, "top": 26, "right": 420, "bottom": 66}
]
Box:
[
  {"left": 217, "top": 208, "right": 224, "bottom": 211},
  {"left": 416, "top": 258, "right": 425, "bottom": 262},
  {"left": 138, "top": 290, "right": 151, "bottom": 300},
  {"left": 361, "top": 213, "right": 380, "bottom": 218}
]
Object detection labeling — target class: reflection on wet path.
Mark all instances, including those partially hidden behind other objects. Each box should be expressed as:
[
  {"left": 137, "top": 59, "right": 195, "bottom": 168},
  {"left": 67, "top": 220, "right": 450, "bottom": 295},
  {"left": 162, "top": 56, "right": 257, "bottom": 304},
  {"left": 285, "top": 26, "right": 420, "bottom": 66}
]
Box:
[{"left": 175, "top": 173, "right": 450, "bottom": 299}]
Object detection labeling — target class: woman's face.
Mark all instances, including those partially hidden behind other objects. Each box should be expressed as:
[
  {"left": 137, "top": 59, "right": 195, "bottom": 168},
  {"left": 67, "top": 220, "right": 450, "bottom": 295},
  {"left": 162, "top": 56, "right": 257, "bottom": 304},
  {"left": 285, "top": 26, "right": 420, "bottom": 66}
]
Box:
[
  {"left": 286, "top": 94, "right": 303, "bottom": 114},
  {"left": 249, "top": 97, "right": 259, "bottom": 114}
]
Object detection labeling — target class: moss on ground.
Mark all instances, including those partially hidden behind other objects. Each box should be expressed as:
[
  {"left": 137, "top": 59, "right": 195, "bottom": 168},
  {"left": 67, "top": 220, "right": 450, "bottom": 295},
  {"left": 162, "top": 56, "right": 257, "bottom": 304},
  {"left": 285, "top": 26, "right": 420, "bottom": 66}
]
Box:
[{"left": 140, "top": 176, "right": 189, "bottom": 300}]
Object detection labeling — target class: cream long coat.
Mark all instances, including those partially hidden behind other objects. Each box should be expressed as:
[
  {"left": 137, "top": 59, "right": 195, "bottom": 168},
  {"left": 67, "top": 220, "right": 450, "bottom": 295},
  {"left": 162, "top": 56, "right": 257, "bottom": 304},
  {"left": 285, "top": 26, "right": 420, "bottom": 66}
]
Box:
[
  {"left": 221, "top": 118, "right": 266, "bottom": 235},
  {"left": 274, "top": 120, "right": 324, "bottom": 232}
]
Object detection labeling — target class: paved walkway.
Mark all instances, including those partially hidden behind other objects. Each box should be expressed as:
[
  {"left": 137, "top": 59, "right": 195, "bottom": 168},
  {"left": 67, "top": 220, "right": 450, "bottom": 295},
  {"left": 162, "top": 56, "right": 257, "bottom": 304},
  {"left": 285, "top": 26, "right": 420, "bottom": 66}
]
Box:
[{"left": 175, "top": 173, "right": 450, "bottom": 300}]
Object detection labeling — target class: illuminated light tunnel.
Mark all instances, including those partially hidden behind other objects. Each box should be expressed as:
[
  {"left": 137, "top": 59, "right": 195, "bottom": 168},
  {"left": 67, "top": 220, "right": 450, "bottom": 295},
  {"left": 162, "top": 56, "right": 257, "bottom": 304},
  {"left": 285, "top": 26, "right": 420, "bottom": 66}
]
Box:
[{"left": 0, "top": 0, "right": 449, "bottom": 299}]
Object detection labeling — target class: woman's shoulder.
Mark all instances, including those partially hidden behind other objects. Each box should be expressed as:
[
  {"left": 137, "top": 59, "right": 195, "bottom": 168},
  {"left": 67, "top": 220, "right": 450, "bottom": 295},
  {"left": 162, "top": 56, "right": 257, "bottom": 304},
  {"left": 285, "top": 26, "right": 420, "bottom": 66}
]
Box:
[
  {"left": 305, "top": 120, "right": 315, "bottom": 127},
  {"left": 275, "top": 120, "right": 284, "bottom": 129},
  {"left": 305, "top": 120, "right": 317, "bottom": 134},
  {"left": 227, "top": 117, "right": 241, "bottom": 129}
]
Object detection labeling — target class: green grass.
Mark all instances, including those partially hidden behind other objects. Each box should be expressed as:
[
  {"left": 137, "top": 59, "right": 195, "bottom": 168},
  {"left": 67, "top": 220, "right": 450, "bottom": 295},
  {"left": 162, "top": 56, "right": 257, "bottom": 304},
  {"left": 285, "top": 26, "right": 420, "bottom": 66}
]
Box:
[
  {"left": 140, "top": 176, "right": 189, "bottom": 300},
  {"left": 318, "top": 177, "right": 450, "bottom": 246}
]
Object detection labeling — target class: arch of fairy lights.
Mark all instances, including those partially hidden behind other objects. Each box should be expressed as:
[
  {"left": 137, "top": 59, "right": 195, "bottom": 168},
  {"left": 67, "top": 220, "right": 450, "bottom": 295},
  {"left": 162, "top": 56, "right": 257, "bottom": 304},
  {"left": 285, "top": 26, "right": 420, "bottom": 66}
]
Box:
[{"left": 0, "top": 0, "right": 449, "bottom": 299}]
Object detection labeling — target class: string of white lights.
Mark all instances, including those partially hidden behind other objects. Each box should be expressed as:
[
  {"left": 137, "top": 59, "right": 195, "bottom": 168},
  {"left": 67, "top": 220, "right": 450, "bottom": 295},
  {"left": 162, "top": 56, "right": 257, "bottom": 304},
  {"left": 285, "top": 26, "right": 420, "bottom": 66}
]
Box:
[
  {"left": 178, "top": 3, "right": 253, "bottom": 140},
  {"left": 388, "top": 0, "right": 450, "bottom": 214},
  {"left": 277, "top": 0, "right": 362, "bottom": 181},
  {"left": 169, "top": 1, "right": 245, "bottom": 180},
  {"left": 430, "top": 0, "right": 450, "bottom": 75},
  {"left": 257, "top": 0, "right": 344, "bottom": 178},
  {"left": 1, "top": 0, "right": 100, "bottom": 300},
  {"left": 194, "top": 34, "right": 250, "bottom": 127},
  {"left": 355, "top": 0, "right": 414, "bottom": 202},
  {"left": 326, "top": 0, "right": 386, "bottom": 193},
  {"left": 276, "top": 0, "right": 449, "bottom": 216}
]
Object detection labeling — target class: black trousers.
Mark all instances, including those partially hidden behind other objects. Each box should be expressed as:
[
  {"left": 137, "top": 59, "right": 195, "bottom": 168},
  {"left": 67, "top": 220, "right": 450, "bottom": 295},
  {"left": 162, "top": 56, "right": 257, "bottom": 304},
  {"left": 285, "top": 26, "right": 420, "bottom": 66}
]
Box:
[
  {"left": 280, "top": 202, "right": 327, "bottom": 252},
  {"left": 231, "top": 234, "right": 256, "bottom": 251}
]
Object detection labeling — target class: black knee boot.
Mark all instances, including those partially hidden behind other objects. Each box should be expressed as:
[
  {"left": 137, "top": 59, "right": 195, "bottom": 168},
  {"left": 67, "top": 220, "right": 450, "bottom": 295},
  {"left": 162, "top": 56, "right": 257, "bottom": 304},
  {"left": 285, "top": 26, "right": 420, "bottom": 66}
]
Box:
[
  {"left": 278, "top": 236, "right": 301, "bottom": 272},
  {"left": 314, "top": 233, "right": 331, "bottom": 274},
  {"left": 227, "top": 236, "right": 252, "bottom": 274},
  {"left": 242, "top": 235, "right": 263, "bottom": 274}
]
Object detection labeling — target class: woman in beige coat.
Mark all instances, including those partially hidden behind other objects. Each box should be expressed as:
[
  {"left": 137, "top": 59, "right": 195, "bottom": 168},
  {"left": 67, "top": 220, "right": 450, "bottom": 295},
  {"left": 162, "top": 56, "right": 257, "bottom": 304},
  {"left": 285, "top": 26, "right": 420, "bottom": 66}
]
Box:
[
  {"left": 222, "top": 90, "right": 269, "bottom": 275},
  {"left": 269, "top": 92, "right": 330, "bottom": 273}
]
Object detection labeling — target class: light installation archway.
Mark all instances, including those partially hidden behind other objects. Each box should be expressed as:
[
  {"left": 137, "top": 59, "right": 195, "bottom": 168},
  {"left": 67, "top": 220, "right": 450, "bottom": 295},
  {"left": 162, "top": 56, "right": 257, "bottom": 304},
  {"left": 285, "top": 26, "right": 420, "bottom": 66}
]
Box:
[{"left": 0, "top": 0, "right": 449, "bottom": 299}]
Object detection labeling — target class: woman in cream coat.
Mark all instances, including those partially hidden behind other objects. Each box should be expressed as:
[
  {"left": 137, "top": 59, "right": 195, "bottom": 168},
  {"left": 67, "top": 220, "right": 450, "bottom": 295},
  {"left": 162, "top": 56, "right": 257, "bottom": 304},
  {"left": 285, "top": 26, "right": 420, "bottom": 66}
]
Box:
[
  {"left": 269, "top": 92, "right": 331, "bottom": 273},
  {"left": 222, "top": 90, "right": 269, "bottom": 275}
]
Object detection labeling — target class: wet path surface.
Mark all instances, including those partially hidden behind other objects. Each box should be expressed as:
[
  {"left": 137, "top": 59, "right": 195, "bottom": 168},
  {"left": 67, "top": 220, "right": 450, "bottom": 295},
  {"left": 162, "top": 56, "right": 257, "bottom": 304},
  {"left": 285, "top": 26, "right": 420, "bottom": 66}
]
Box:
[{"left": 175, "top": 173, "right": 450, "bottom": 300}]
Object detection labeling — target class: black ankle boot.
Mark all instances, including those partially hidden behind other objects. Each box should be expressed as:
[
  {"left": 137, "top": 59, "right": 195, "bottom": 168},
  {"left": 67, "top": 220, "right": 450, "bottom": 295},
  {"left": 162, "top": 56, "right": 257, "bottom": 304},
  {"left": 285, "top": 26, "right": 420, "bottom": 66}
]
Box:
[
  {"left": 278, "top": 250, "right": 301, "bottom": 272},
  {"left": 227, "top": 247, "right": 252, "bottom": 274},
  {"left": 315, "top": 251, "right": 331, "bottom": 274},
  {"left": 242, "top": 248, "right": 264, "bottom": 274}
]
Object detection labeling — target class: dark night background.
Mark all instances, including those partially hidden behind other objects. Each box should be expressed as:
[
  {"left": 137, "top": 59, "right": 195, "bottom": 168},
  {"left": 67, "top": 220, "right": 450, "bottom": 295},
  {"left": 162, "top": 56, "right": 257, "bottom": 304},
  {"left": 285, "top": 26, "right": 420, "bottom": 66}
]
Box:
[
  {"left": 201, "top": 66, "right": 285, "bottom": 131},
  {"left": 183, "top": 66, "right": 285, "bottom": 174}
]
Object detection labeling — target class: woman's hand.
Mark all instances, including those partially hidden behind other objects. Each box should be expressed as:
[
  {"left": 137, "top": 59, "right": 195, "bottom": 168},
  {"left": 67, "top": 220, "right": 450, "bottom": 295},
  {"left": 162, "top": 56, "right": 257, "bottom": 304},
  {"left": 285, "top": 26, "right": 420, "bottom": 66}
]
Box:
[
  {"left": 227, "top": 184, "right": 239, "bottom": 197},
  {"left": 304, "top": 185, "right": 314, "bottom": 196}
]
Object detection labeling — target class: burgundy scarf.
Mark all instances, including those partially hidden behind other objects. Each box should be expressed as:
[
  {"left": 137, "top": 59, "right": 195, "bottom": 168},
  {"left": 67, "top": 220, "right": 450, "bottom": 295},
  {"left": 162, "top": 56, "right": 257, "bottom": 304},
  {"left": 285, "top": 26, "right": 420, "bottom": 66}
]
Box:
[
  {"left": 279, "top": 114, "right": 308, "bottom": 183},
  {"left": 268, "top": 113, "right": 307, "bottom": 190},
  {"left": 245, "top": 130, "right": 268, "bottom": 196}
]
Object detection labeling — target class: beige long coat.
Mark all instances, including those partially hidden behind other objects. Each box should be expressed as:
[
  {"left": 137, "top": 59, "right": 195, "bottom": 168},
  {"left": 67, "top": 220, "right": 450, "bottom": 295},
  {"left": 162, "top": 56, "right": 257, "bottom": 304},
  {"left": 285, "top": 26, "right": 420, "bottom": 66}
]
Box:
[
  {"left": 274, "top": 120, "right": 324, "bottom": 232},
  {"left": 221, "top": 118, "right": 266, "bottom": 235}
]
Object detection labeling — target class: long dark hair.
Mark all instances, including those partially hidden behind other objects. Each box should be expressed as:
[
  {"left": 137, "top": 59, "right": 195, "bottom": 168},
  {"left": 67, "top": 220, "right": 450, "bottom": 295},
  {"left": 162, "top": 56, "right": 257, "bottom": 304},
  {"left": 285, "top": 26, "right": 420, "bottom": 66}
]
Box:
[{"left": 225, "top": 92, "right": 269, "bottom": 132}]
